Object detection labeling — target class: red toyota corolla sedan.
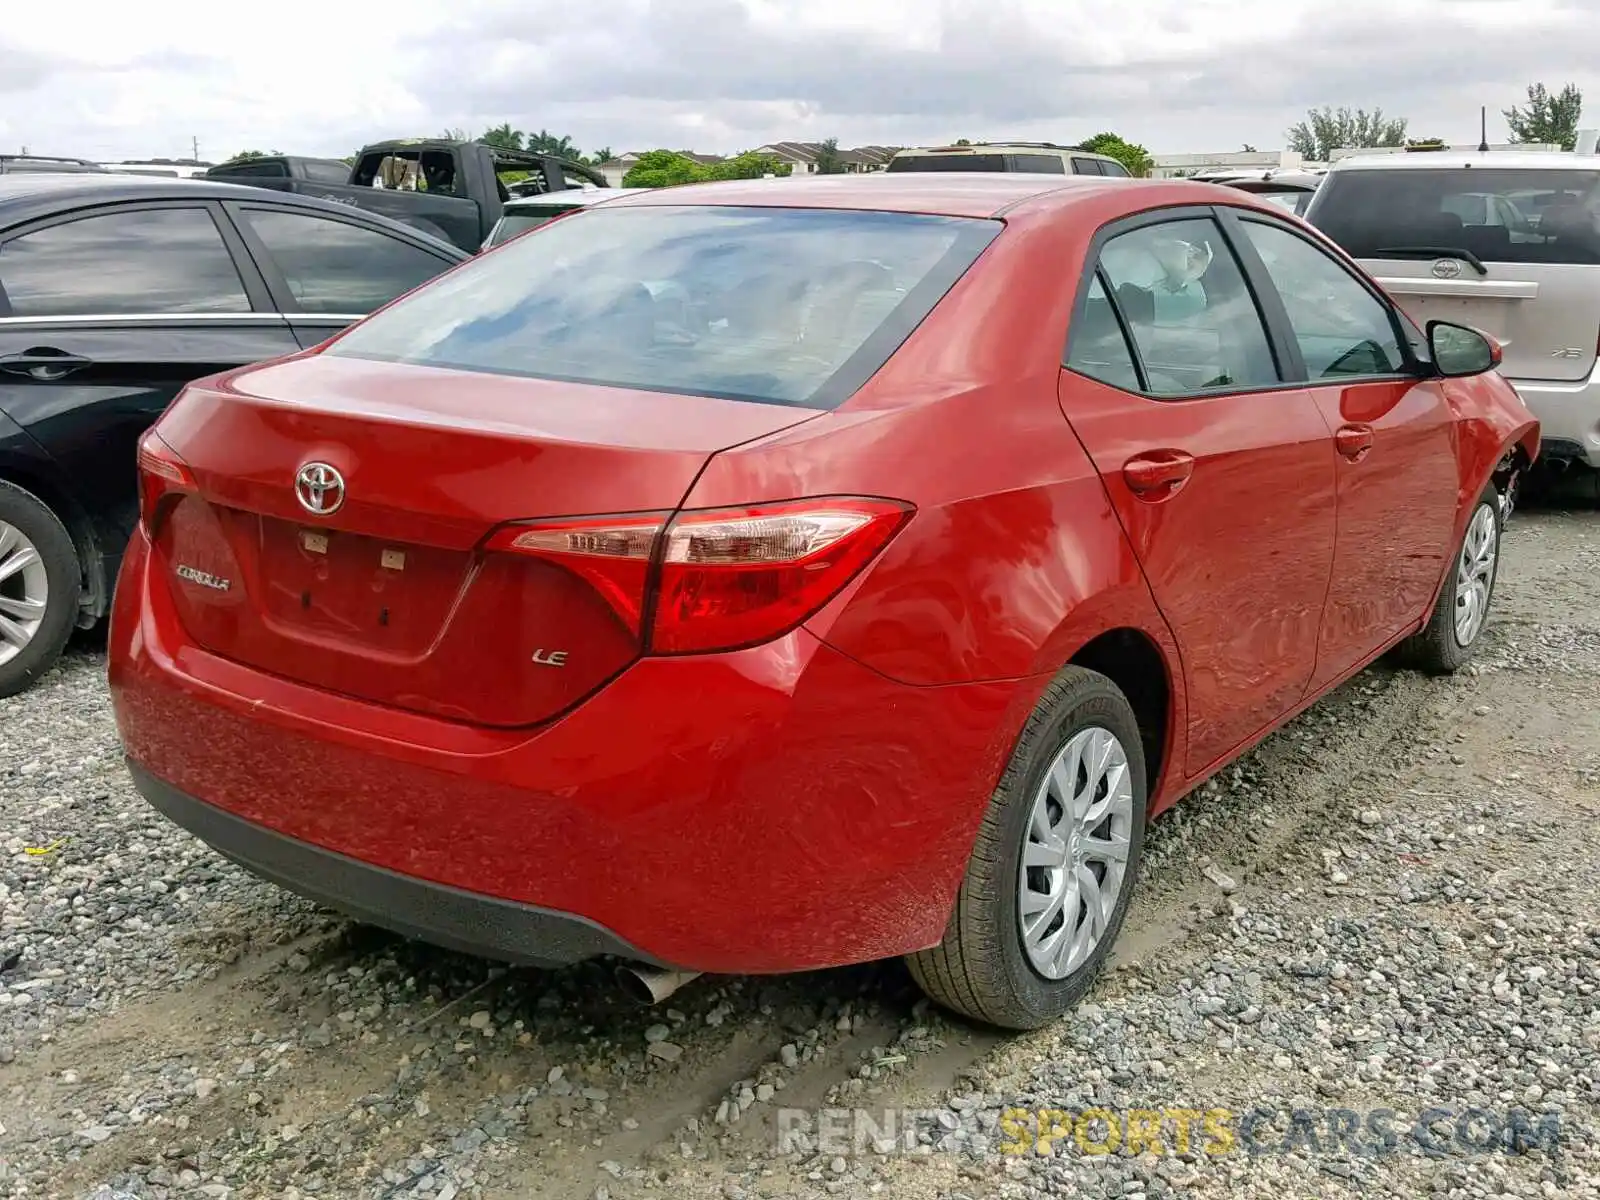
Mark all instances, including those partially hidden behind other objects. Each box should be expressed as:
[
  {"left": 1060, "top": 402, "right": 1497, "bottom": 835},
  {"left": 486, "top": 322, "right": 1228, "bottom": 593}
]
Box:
[{"left": 110, "top": 174, "right": 1538, "bottom": 1030}]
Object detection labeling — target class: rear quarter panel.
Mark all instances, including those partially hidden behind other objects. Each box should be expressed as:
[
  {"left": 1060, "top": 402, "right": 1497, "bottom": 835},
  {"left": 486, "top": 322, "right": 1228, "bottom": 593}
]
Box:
[{"left": 682, "top": 197, "right": 1187, "bottom": 783}]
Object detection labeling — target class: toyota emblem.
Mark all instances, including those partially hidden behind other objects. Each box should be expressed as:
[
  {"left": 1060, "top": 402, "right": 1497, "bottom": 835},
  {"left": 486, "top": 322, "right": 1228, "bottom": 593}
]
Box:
[
  {"left": 295, "top": 462, "right": 346, "bottom": 516},
  {"left": 1430, "top": 258, "right": 1463, "bottom": 280}
]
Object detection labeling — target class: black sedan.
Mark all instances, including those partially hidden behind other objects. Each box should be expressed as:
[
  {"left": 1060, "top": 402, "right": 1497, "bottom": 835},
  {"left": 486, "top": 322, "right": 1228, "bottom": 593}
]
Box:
[{"left": 0, "top": 174, "right": 468, "bottom": 696}]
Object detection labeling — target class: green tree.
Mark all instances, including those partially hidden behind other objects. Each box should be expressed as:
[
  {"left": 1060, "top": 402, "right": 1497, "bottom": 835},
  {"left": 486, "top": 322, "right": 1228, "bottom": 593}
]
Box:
[
  {"left": 813, "top": 137, "right": 848, "bottom": 174},
  {"left": 1077, "top": 132, "right": 1154, "bottom": 176},
  {"left": 588, "top": 146, "right": 615, "bottom": 165},
  {"left": 621, "top": 150, "right": 710, "bottom": 188},
  {"left": 526, "top": 130, "right": 582, "bottom": 160},
  {"left": 1241, "top": 143, "right": 1257, "bottom": 153},
  {"left": 1285, "top": 106, "right": 1407, "bottom": 161},
  {"left": 708, "top": 152, "right": 793, "bottom": 180},
  {"left": 441, "top": 127, "right": 471, "bottom": 142},
  {"left": 1504, "top": 82, "right": 1583, "bottom": 151},
  {"left": 954, "top": 138, "right": 973, "bottom": 146},
  {"left": 479, "top": 123, "right": 525, "bottom": 151},
  {"left": 223, "top": 150, "right": 278, "bottom": 162}
]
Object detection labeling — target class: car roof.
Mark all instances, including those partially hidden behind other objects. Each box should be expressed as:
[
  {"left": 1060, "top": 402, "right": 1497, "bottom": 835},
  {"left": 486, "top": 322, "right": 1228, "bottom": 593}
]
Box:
[
  {"left": 1330, "top": 151, "right": 1600, "bottom": 173},
  {"left": 595, "top": 172, "right": 1196, "bottom": 219},
  {"left": 894, "top": 143, "right": 1120, "bottom": 160},
  {"left": 0, "top": 172, "right": 468, "bottom": 254}
]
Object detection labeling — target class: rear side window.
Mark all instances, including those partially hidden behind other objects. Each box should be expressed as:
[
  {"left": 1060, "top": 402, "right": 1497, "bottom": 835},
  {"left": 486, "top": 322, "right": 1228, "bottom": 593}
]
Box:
[
  {"left": 886, "top": 154, "right": 1009, "bottom": 172},
  {"left": 1011, "top": 155, "right": 1066, "bottom": 174},
  {"left": 0, "top": 206, "right": 249, "bottom": 317},
  {"left": 327, "top": 205, "right": 1002, "bottom": 410},
  {"left": 1066, "top": 275, "right": 1141, "bottom": 390},
  {"left": 1089, "top": 217, "right": 1281, "bottom": 396},
  {"left": 304, "top": 161, "right": 352, "bottom": 184},
  {"left": 212, "top": 161, "right": 290, "bottom": 179},
  {"left": 1310, "top": 168, "right": 1600, "bottom": 265},
  {"left": 486, "top": 207, "right": 579, "bottom": 246},
  {"left": 238, "top": 208, "right": 454, "bottom": 314}
]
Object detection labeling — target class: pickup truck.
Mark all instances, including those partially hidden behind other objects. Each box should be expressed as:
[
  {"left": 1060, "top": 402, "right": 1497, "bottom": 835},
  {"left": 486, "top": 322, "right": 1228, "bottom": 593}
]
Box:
[{"left": 205, "top": 139, "right": 608, "bottom": 252}]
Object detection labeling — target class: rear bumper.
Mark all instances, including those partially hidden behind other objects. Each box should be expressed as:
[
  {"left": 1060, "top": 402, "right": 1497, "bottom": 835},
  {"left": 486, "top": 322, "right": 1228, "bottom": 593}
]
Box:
[
  {"left": 128, "top": 761, "right": 653, "bottom": 967},
  {"left": 110, "top": 529, "right": 1030, "bottom": 975},
  {"left": 1509, "top": 374, "right": 1600, "bottom": 469}
]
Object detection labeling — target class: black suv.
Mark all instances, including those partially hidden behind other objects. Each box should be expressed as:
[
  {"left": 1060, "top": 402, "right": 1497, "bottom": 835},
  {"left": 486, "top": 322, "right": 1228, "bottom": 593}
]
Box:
[{"left": 0, "top": 174, "right": 468, "bottom": 696}]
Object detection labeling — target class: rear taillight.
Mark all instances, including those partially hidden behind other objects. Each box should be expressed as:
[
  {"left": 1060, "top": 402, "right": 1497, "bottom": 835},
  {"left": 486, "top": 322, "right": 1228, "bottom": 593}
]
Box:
[
  {"left": 484, "top": 514, "right": 664, "bottom": 636},
  {"left": 488, "top": 497, "right": 912, "bottom": 655},
  {"left": 137, "top": 429, "right": 196, "bottom": 536}
]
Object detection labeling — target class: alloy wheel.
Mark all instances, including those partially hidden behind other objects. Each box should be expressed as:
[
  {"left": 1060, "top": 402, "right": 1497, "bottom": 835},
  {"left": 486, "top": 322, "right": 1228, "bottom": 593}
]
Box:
[
  {"left": 0, "top": 520, "right": 49, "bottom": 668},
  {"left": 1453, "top": 503, "right": 1498, "bottom": 648},
  {"left": 1017, "top": 725, "right": 1135, "bottom": 980}
]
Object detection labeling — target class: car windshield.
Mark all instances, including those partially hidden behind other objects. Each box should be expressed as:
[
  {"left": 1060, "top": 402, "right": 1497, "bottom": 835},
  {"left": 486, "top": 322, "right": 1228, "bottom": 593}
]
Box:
[
  {"left": 329, "top": 205, "right": 1001, "bottom": 409},
  {"left": 1310, "top": 167, "right": 1600, "bottom": 264},
  {"left": 486, "top": 207, "right": 579, "bottom": 246}
]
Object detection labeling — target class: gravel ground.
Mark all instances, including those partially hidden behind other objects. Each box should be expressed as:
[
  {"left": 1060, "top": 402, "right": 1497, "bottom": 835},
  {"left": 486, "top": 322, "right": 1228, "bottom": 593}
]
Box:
[{"left": 0, "top": 506, "right": 1595, "bottom": 1200}]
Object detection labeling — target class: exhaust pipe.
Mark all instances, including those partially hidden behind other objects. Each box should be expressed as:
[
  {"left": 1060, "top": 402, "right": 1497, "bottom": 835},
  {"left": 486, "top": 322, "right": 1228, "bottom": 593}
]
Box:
[{"left": 615, "top": 963, "right": 701, "bottom": 1005}]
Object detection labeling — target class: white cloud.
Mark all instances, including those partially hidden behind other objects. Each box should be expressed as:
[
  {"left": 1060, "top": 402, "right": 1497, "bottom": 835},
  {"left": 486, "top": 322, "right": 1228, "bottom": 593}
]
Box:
[{"left": 1, "top": 0, "right": 1596, "bottom": 163}]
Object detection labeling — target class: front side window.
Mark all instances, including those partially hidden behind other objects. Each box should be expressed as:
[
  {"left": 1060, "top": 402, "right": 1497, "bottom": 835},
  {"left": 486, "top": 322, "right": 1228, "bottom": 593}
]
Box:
[
  {"left": 1072, "top": 158, "right": 1106, "bottom": 176},
  {"left": 0, "top": 206, "right": 249, "bottom": 317},
  {"left": 1011, "top": 155, "right": 1066, "bottom": 174},
  {"left": 327, "top": 205, "right": 1001, "bottom": 410},
  {"left": 1237, "top": 220, "right": 1406, "bottom": 378},
  {"left": 1093, "top": 217, "right": 1280, "bottom": 396},
  {"left": 1309, "top": 167, "right": 1600, "bottom": 265},
  {"left": 1099, "top": 160, "right": 1131, "bottom": 178},
  {"left": 239, "top": 209, "right": 454, "bottom": 314}
]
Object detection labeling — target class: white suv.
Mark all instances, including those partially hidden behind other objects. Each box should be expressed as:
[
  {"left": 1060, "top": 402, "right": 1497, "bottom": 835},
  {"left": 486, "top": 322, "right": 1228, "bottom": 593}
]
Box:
[
  {"left": 1305, "top": 150, "right": 1600, "bottom": 474},
  {"left": 886, "top": 143, "right": 1132, "bottom": 177}
]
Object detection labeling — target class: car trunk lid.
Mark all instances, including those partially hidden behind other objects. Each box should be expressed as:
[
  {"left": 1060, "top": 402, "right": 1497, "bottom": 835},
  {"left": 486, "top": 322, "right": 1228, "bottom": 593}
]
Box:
[
  {"left": 1364, "top": 259, "right": 1598, "bottom": 383},
  {"left": 146, "top": 354, "right": 819, "bottom": 726}
]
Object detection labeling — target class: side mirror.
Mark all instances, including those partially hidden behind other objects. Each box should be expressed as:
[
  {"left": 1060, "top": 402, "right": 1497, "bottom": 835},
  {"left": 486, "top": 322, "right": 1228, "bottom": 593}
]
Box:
[{"left": 1427, "top": 320, "right": 1501, "bottom": 378}]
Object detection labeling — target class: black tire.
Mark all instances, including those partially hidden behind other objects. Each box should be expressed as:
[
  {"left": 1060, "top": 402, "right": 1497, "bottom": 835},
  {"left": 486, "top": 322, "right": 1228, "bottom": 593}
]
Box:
[
  {"left": 1399, "top": 483, "right": 1502, "bottom": 676},
  {"left": 907, "top": 666, "right": 1148, "bottom": 1030},
  {"left": 0, "top": 480, "right": 81, "bottom": 699}
]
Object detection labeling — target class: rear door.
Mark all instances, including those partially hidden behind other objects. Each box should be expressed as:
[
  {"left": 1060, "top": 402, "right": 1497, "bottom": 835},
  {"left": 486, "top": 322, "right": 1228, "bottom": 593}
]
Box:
[
  {"left": 0, "top": 201, "right": 297, "bottom": 562},
  {"left": 223, "top": 203, "right": 463, "bottom": 348},
  {"left": 1060, "top": 208, "right": 1338, "bottom": 777},
  {"left": 1307, "top": 165, "right": 1600, "bottom": 383},
  {"left": 1226, "top": 210, "right": 1459, "bottom": 687}
]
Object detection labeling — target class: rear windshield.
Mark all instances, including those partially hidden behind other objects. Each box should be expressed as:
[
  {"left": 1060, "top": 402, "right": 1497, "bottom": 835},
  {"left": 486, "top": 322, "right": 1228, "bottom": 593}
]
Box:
[
  {"left": 485, "top": 207, "right": 578, "bottom": 246},
  {"left": 1310, "top": 167, "right": 1600, "bottom": 265},
  {"left": 888, "top": 154, "right": 1009, "bottom": 172},
  {"left": 329, "top": 205, "right": 1001, "bottom": 409}
]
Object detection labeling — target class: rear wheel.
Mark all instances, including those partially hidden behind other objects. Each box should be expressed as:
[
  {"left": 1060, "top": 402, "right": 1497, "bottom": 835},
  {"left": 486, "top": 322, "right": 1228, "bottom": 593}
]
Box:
[
  {"left": 0, "top": 481, "right": 80, "bottom": 699},
  {"left": 1400, "top": 483, "right": 1501, "bottom": 675},
  {"left": 907, "top": 667, "right": 1148, "bottom": 1030}
]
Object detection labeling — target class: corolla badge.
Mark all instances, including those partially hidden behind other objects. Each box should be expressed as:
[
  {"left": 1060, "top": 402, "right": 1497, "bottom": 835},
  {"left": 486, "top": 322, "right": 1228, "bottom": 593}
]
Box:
[
  {"left": 295, "top": 462, "right": 346, "bottom": 516},
  {"left": 175, "top": 565, "right": 231, "bottom": 591},
  {"left": 1430, "top": 258, "right": 1463, "bottom": 279}
]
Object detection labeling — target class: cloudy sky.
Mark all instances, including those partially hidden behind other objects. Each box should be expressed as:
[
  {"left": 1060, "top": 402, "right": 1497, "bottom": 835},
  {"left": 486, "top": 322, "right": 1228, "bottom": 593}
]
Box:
[{"left": 2, "top": 0, "right": 1596, "bottom": 164}]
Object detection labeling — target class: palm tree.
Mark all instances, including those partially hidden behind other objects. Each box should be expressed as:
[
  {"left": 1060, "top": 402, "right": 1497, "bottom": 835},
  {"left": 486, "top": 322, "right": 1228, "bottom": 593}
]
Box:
[
  {"left": 527, "top": 130, "right": 582, "bottom": 160},
  {"left": 588, "top": 146, "right": 615, "bottom": 165},
  {"left": 479, "top": 123, "right": 525, "bottom": 151}
]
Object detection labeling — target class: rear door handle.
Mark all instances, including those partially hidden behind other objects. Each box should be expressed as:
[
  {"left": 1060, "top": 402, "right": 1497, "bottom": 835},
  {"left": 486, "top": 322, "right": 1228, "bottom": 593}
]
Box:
[
  {"left": 0, "top": 349, "right": 93, "bottom": 381},
  {"left": 1123, "top": 450, "right": 1195, "bottom": 498},
  {"left": 1335, "top": 424, "right": 1375, "bottom": 462}
]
